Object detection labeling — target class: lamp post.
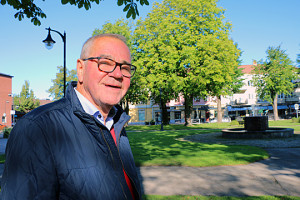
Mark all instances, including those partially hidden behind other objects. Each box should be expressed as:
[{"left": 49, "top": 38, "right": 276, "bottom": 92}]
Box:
[
  {"left": 159, "top": 87, "right": 164, "bottom": 131},
  {"left": 43, "top": 27, "right": 67, "bottom": 97}
]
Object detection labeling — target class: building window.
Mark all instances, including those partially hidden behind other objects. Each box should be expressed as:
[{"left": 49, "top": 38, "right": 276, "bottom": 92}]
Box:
[
  {"left": 138, "top": 109, "right": 145, "bottom": 121},
  {"left": 175, "top": 111, "right": 181, "bottom": 120},
  {"left": 2, "top": 116, "right": 6, "bottom": 124},
  {"left": 278, "top": 93, "right": 285, "bottom": 99}
]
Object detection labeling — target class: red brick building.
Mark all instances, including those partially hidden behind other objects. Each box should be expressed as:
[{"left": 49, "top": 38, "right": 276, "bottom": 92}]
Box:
[{"left": 0, "top": 73, "right": 13, "bottom": 127}]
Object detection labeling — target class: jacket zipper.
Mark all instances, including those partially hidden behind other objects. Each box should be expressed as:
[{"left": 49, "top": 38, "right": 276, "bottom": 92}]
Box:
[
  {"left": 116, "top": 122, "right": 141, "bottom": 199},
  {"left": 99, "top": 127, "right": 128, "bottom": 199}
]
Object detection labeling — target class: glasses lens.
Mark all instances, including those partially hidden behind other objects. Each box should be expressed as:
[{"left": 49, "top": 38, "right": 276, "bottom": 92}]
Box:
[
  {"left": 97, "top": 58, "right": 135, "bottom": 77},
  {"left": 98, "top": 58, "right": 115, "bottom": 72},
  {"left": 121, "top": 65, "right": 132, "bottom": 77}
]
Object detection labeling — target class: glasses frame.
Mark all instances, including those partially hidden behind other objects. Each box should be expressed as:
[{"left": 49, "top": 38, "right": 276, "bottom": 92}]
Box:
[{"left": 82, "top": 57, "right": 136, "bottom": 78}]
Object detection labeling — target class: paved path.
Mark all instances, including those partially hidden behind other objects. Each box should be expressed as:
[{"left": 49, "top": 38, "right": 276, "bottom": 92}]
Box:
[
  {"left": 0, "top": 138, "right": 300, "bottom": 197},
  {"left": 138, "top": 148, "right": 300, "bottom": 196}
]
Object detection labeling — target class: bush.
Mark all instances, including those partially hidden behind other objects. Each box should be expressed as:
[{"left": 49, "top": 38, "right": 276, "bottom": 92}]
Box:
[
  {"left": 230, "top": 120, "right": 239, "bottom": 126},
  {"left": 3, "top": 127, "right": 12, "bottom": 138},
  {"left": 291, "top": 117, "right": 300, "bottom": 123}
]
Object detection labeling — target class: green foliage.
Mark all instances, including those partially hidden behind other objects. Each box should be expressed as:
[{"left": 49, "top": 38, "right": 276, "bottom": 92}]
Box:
[
  {"left": 133, "top": 0, "right": 242, "bottom": 125},
  {"left": 253, "top": 46, "right": 298, "bottom": 120},
  {"left": 0, "top": 154, "right": 5, "bottom": 164},
  {"left": 230, "top": 120, "right": 239, "bottom": 126},
  {"left": 291, "top": 117, "right": 300, "bottom": 123},
  {"left": 13, "top": 80, "right": 40, "bottom": 113},
  {"left": 1, "top": 0, "right": 149, "bottom": 26},
  {"left": 47, "top": 66, "right": 77, "bottom": 100},
  {"left": 3, "top": 127, "right": 12, "bottom": 138}
]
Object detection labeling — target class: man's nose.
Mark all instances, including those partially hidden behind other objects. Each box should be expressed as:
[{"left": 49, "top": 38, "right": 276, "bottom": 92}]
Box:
[{"left": 109, "top": 65, "right": 123, "bottom": 78}]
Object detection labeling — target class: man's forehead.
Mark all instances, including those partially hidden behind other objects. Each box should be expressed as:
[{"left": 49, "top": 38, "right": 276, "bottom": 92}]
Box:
[{"left": 91, "top": 38, "right": 131, "bottom": 60}]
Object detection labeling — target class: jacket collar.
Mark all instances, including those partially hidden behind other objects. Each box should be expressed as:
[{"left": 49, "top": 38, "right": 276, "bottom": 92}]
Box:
[{"left": 65, "top": 81, "right": 130, "bottom": 131}]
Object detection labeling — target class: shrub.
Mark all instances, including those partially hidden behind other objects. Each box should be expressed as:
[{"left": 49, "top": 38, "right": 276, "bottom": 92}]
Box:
[
  {"left": 291, "top": 117, "right": 300, "bottom": 123},
  {"left": 230, "top": 120, "right": 239, "bottom": 126},
  {"left": 3, "top": 127, "right": 12, "bottom": 138}
]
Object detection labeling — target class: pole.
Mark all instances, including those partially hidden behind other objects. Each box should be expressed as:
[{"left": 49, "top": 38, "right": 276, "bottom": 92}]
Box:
[
  {"left": 46, "top": 28, "right": 67, "bottom": 97},
  {"left": 63, "top": 31, "right": 66, "bottom": 97},
  {"left": 159, "top": 87, "right": 164, "bottom": 131}
]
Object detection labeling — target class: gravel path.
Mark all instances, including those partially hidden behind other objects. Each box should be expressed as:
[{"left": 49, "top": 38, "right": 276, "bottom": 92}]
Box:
[{"left": 183, "top": 131, "right": 300, "bottom": 148}]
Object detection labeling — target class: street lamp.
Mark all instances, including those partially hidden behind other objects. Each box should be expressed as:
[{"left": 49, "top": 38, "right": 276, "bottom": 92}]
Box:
[
  {"left": 159, "top": 87, "right": 164, "bottom": 131},
  {"left": 43, "top": 27, "right": 67, "bottom": 97}
]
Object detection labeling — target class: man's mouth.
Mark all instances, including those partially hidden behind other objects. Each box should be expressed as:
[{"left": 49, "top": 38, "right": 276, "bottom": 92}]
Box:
[{"left": 105, "top": 84, "right": 121, "bottom": 89}]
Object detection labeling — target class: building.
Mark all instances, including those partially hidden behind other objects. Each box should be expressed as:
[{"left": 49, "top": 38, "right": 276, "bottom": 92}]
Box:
[
  {"left": 224, "top": 63, "right": 299, "bottom": 120},
  {"left": 128, "top": 61, "right": 300, "bottom": 125},
  {"left": 0, "top": 73, "right": 13, "bottom": 127}
]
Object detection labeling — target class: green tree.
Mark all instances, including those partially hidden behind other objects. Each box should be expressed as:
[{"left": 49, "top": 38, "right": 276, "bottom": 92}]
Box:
[
  {"left": 134, "top": 0, "right": 241, "bottom": 125},
  {"left": 202, "top": 37, "right": 243, "bottom": 123},
  {"left": 13, "top": 80, "right": 40, "bottom": 113},
  {"left": 92, "top": 19, "right": 149, "bottom": 113},
  {"left": 47, "top": 66, "right": 77, "bottom": 100},
  {"left": 253, "top": 46, "right": 298, "bottom": 121},
  {"left": 1, "top": 0, "right": 149, "bottom": 26}
]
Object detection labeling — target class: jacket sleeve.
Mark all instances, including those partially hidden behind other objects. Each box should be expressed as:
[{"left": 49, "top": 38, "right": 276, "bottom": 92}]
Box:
[{"left": 1, "top": 118, "right": 58, "bottom": 200}]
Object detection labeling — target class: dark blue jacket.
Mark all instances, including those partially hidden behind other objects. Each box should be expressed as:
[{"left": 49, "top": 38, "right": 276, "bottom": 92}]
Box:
[{"left": 1, "top": 82, "right": 141, "bottom": 199}]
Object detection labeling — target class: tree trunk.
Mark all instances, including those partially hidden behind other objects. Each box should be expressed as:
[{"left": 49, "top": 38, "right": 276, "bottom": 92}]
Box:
[
  {"left": 273, "top": 94, "right": 279, "bottom": 121},
  {"left": 125, "top": 101, "right": 129, "bottom": 115},
  {"left": 217, "top": 95, "right": 222, "bottom": 123},
  {"left": 120, "top": 99, "right": 129, "bottom": 114},
  {"left": 184, "top": 94, "right": 193, "bottom": 126}
]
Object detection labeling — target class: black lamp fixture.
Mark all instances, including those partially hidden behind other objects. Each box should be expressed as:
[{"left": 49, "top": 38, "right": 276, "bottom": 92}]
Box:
[
  {"left": 42, "top": 27, "right": 67, "bottom": 97},
  {"left": 43, "top": 28, "right": 56, "bottom": 50}
]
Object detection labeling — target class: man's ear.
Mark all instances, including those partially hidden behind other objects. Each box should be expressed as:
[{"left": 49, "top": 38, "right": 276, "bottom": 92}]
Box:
[{"left": 77, "top": 59, "right": 85, "bottom": 83}]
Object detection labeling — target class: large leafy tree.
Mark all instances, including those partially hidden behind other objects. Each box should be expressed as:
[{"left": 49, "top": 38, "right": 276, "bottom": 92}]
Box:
[
  {"left": 92, "top": 19, "right": 148, "bottom": 113},
  {"left": 47, "top": 65, "right": 77, "bottom": 100},
  {"left": 1, "top": 0, "right": 149, "bottom": 26},
  {"left": 201, "top": 37, "right": 243, "bottom": 123},
  {"left": 253, "top": 46, "right": 298, "bottom": 121},
  {"left": 134, "top": 0, "right": 241, "bottom": 125},
  {"left": 13, "top": 80, "right": 40, "bottom": 113}
]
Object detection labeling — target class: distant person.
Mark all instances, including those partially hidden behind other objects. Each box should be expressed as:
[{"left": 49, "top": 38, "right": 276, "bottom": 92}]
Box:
[{"left": 1, "top": 34, "right": 141, "bottom": 199}]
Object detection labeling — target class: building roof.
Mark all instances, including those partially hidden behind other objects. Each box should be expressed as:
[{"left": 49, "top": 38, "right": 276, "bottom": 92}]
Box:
[
  {"left": 39, "top": 99, "right": 53, "bottom": 106},
  {"left": 0, "top": 73, "right": 13, "bottom": 78},
  {"left": 239, "top": 65, "right": 255, "bottom": 74}
]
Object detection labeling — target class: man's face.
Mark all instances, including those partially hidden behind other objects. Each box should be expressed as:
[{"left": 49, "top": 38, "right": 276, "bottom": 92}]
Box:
[{"left": 77, "top": 37, "right": 131, "bottom": 111}]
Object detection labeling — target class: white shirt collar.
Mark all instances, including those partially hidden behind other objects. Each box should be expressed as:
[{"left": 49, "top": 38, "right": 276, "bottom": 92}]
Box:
[{"left": 74, "top": 88, "right": 116, "bottom": 130}]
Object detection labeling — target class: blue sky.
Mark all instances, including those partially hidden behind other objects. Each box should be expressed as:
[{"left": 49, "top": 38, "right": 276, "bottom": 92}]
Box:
[{"left": 0, "top": 0, "right": 299, "bottom": 99}]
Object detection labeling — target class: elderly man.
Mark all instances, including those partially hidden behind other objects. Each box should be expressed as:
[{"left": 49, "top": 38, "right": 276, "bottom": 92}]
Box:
[{"left": 1, "top": 34, "right": 141, "bottom": 199}]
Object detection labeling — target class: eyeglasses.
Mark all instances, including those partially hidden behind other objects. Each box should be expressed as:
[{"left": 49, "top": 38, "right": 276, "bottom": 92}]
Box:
[{"left": 82, "top": 57, "right": 136, "bottom": 78}]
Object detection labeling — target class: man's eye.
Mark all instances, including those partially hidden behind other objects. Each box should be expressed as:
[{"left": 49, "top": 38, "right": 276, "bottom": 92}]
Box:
[
  {"left": 122, "top": 65, "right": 131, "bottom": 72},
  {"left": 99, "top": 60, "right": 113, "bottom": 66}
]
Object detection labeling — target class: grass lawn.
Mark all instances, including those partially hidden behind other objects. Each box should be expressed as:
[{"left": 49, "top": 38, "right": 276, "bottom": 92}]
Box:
[
  {"left": 0, "top": 154, "right": 5, "bottom": 164},
  {"left": 127, "top": 119, "right": 300, "bottom": 167},
  {"left": 127, "top": 124, "right": 268, "bottom": 167},
  {"left": 143, "top": 195, "right": 300, "bottom": 200}
]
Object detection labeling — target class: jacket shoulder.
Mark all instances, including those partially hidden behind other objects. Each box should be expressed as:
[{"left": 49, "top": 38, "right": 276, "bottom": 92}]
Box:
[{"left": 23, "top": 98, "right": 71, "bottom": 121}]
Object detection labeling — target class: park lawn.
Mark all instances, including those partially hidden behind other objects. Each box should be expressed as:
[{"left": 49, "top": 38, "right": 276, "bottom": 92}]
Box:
[
  {"left": 128, "top": 128, "right": 268, "bottom": 167},
  {"left": 125, "top": 122, "right": 234, "bottom": 131},
  {"left": 0, "top": 154, "right": 5, "bottom": 164},
  {"left": 143, "top": 195, "right": 300, "bottom": 200},
  {"left": 269, "top": 120, "right": 300, "bottom": 132},
  {"left": 127, "top": 119, "right": 300, "bottom": 167}
]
